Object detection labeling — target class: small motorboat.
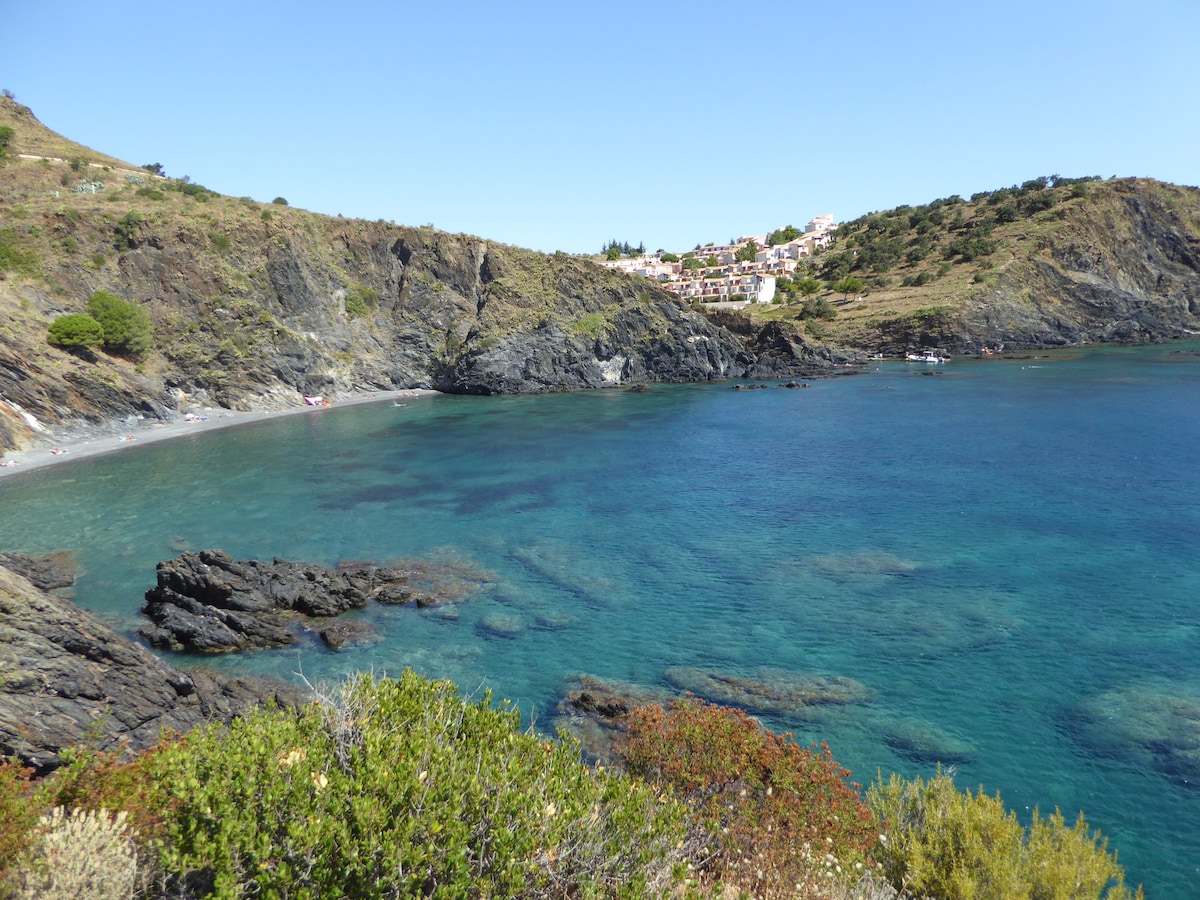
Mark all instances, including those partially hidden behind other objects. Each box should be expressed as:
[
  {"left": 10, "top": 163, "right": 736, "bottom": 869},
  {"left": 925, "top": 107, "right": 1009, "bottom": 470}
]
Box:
[{"left": 906, "top": 350, "right": 948, "bottom": 363}]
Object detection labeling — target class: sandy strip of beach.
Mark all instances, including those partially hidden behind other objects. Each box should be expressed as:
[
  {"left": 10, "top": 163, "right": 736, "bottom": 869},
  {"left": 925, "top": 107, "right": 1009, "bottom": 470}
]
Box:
[{"left": 0, "top": 390, "right": 437, "bottom": 479}]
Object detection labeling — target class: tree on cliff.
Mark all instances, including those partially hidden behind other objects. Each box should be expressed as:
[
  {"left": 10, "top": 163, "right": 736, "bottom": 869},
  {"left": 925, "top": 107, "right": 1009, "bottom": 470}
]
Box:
[
  {"left": 46, "top": 314, "right": 105, "bottom": 357},
  {"left": 86, "top": 291, "right": 152, "bottom": 360}
]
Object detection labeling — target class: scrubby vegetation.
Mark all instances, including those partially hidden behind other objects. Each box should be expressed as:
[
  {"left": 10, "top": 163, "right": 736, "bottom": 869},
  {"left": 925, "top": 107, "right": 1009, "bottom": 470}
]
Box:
[
  {"left": 619, "top": 698, "right": 878, "bottom": 898},
  {"left": 0, "top": 672, "right": 1140, "bottom": 900},
  {"left": 869, "top": 768, "right": 1141, "bottom": 900}
]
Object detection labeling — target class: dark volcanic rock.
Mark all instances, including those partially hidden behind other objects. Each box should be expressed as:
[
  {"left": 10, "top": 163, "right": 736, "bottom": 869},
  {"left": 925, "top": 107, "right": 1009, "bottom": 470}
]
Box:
[
  {"left": 702, "top": 311, "right": 868, "bottom": 378},
  {"left": 0, "top": 563, "right": 304, "bottom": 773},
  {"left": 0, "top": 550, "right": 77, "bottom": 591},
  {"left": 139, "top": 549, "right": 412, "bottom": 652}
]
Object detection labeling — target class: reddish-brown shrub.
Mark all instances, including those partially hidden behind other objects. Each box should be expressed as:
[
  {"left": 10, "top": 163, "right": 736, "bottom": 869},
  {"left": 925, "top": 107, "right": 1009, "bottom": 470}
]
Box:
[
  {"left": 618, "top": 698, "right": 879, "bottom": 897},
  {"left": 0, "top": 759, "right": 38, "bottom": 879}
]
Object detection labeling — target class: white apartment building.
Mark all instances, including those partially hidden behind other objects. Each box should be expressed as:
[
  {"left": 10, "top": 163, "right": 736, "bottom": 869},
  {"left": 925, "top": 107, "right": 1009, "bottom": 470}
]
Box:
[{"left": 596, "top": 216, "right": 834, "bottom": 305}]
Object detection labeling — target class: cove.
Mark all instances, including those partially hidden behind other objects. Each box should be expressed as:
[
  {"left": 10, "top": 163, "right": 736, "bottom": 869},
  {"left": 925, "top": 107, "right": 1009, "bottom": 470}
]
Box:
[{"left": 2, "top": 342, "right": 1199, "bottom": 896}]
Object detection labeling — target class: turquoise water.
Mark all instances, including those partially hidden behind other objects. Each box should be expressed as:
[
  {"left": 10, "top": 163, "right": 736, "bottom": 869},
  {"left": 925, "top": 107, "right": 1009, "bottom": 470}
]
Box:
[{"left": 2, "top": 343, "right": 1199, "bottom": 895}]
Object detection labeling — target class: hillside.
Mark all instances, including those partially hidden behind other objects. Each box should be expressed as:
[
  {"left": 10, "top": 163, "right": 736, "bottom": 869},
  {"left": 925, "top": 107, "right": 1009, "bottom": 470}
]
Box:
[
  {"left": 3, "top": 99, "right": 1199, "bottom": 454},
  {"left": 0, "top": 99, "right": 855, "bottom": 452},
  {"left": 747, "top": 175, "right": 1200, "bottom": 352}
]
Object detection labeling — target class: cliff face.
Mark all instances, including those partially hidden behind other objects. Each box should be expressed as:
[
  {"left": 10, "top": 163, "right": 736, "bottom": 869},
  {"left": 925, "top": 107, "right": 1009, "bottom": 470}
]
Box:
[
  {"left": 0, "top": 100, "right": 844, "bottom": 451},
  {"left": 953, "top": 180, "right": 1200, "bottom": 348},
  {"left": 823, "top": 177, "right": 1200, "bottom": 355}
]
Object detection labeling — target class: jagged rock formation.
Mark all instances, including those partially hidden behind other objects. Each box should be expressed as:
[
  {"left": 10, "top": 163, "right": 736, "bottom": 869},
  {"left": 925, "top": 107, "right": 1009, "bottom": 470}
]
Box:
[
  {"left": 0, "top": 561, "right": 305, "bottom": 772},
  {"left": 139, "top": 549, "right": 491, "bottom": 652}
]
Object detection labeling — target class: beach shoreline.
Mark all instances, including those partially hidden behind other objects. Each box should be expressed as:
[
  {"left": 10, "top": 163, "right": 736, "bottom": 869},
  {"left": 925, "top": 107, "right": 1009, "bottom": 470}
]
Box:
[{"left": 0, "top": 390, "right": 438, "bottom": 479}]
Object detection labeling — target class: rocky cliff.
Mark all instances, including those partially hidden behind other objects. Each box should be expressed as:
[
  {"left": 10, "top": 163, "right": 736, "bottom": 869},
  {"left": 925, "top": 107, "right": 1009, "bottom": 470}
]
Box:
[
  {"left": 0, "top": 559, "right": 304, "bottom": 772},
  {"left": 813, "top": 177, "right": 1200, "bottom": 354},
  {"left": 0, "top": 99, "right": 849, "bottom": 452},
  {"left": 952, "top": 179, "right": 1200, "bottom": 348}
]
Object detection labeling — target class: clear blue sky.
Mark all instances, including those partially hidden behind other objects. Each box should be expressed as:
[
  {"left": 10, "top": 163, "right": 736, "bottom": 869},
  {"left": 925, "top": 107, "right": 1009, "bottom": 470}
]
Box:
[{"left": 6, "top": 1, "right": 1199, "bottom": 254}]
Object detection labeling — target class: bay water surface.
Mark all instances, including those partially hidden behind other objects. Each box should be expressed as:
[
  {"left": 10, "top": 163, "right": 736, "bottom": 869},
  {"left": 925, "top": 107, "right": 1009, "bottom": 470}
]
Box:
[{"left": 2, "top": 343, "right": 1198, "bottom": 894}]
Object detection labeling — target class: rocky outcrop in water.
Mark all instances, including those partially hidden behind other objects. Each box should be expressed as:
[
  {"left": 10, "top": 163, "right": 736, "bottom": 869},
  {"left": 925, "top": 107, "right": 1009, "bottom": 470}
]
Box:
[
  {"left": 552, "top": 675, "right": 677, "bottom": 763},
  {"left": 701, "top": 312, "right": 868, "bottom": 377},
  {"left": 139, "top": 550, "right": 492, "bottom": 652},
  {"left": 0, "top": 550, "right": 77, "bottom": 591},
  {"left": 0, "top": 562, "right": 304, "bottom": 773}
]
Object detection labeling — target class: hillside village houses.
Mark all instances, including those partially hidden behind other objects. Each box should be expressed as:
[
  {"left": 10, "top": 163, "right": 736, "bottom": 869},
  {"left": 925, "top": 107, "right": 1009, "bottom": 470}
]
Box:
[{"left": 599, "top": 215, "right": 837, "bottom": 305}]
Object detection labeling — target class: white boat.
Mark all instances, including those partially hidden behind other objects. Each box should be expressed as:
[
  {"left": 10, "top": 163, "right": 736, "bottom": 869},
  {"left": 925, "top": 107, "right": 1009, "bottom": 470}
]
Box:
[{"left": 907, "top": 350, "right": 948, "bottom": 363}]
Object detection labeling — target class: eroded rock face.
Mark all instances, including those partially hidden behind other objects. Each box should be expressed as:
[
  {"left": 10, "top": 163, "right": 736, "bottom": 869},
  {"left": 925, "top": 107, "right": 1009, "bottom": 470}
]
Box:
[
  {"left": 0, "top": 563, "right": 304, "bottom": 773},
  {"left": 141, "top": 550, "right": 400, "bottom": 651},
  {"left": 0, "top": 550, "right": 77, "bottom": 591},
  {"left": 139, "top": 550, "right": 493, "bottom": 652}
]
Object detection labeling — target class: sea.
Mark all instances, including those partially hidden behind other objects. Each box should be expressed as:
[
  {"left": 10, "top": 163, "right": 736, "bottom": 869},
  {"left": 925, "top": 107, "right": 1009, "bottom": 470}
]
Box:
[{"left": 2, "top": 342, "right": 1198, "bottom": 896}]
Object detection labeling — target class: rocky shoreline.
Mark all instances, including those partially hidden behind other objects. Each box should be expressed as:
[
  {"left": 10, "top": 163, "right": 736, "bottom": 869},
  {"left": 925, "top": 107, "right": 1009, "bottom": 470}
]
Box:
[{"left": 0, "top": 557, "right": 306, "bottom": 773}]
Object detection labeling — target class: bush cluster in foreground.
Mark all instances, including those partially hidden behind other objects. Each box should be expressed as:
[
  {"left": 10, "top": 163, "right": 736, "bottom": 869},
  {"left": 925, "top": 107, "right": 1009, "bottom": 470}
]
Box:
[{"left": 0, "top": 670, "right": 1140, "bottom": 899}]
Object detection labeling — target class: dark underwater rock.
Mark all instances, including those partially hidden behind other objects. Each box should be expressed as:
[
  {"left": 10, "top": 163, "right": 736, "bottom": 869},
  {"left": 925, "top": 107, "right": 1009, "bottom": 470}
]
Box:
[
  {"left": 872, "top": 714, "right": 978, "bottom": 765},
  {"left": 0, "top": 562, "right": 304, "bottom": 773},
  {"left": 1065, "top": 682, "right": 1200, "bottom": 784}
]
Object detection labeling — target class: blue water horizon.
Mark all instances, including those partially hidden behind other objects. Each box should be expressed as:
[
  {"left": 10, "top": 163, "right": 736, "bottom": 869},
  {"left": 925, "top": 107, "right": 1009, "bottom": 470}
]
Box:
[{"left": 2, "top": 342, "right": 1198, "bottom": 895}]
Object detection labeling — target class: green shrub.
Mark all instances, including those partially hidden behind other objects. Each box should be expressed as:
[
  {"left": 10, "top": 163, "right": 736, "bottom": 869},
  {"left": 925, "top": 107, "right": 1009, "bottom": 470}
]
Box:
[
  {"left": 344, "top": 282, "right": 379, "bottom": 319},
  {"left": 47, "top": 314, "right": 105, "bottom": 354},
  {"left": 147, "top": 671, "right": 686, "bottom": 899},
  {"left": 112, "top": 211, "right": 143, "bottom": 251},
  {"left": 801, "top": 295, "right": 839, "bottom": 320},
  {"left": 86, "top": 290, "right": 152, "bottom": 360},
  {"left": 207, "top": 231, "right": 231, "bottom": 251},
  {"left": 570, "top": 312, "right": 610, "bottom": 340},
  {"left": 272, "top": 196, "right": 288, "bottom": 206},
  {"left": 868, "top": 768, "right": 1141, "bottom": 899},
  {"left": 619, "top": 698, "right": 877, "bottom": 896},
  {"left": 134, "top": 186, "right": 165, "bottom": 201},
  {"left": 0, "top": 236, "right": 38, "bottom": 276}
]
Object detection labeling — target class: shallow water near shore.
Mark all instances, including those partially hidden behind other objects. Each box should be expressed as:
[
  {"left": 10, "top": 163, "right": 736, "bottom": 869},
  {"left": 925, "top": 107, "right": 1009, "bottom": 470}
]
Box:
[{"left": 3, "top": 343, "right": 1200, "bottom": 894}]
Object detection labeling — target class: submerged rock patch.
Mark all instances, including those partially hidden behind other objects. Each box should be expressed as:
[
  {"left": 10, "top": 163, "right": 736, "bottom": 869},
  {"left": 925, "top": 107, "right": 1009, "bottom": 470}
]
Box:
[{"left": 663, "top": 666, "right": 871, "bottom": 719}]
